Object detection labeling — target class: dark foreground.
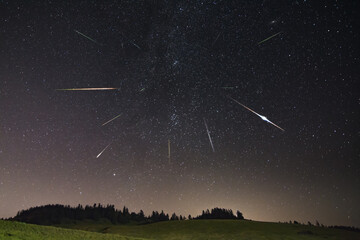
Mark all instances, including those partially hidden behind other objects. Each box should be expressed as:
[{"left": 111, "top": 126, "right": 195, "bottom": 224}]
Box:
[{"left": 1, "top": 219, "right": 360, "bottom": 240}]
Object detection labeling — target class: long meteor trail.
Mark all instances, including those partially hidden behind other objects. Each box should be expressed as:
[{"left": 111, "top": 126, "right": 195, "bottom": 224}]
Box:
[
  {"left": 203, "top": 118, "right": 215, "bottom": 152},
  {"left": 74, "top": 30, "right": 101, "bottom": 45},
  {"left": 257, "top": 31, "right": 281, "bottom": 45},
  {"left": 56, "top": 88, "right": 118, "bottom": 91},
  {"left": 229, "top": 97, "right": 285, "bottom": 131},
  {"left": 96, "top": 143, "right": 111, "bottom": 158},
  {"left": 102, "top": 114, "right": 122, "bottom": 126}
]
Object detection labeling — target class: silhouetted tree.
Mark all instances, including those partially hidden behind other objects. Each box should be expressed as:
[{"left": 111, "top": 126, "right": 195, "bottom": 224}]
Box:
[
  {"left": 195, "top": 208, "right": 241, "bottom": 220},
  {"left": 170, "top": 213, "right": 179, "bottom": 220},
  {"left": 150, "top": 211, "right": 159, "bottom": 222},
  {"left": 236, "top": 210, "right": 244, "bottom": 220},
  {"left": 159, "top": 210, "right": 169, "bottom": 221},
  {"left": 139, "top": 210, "right": 145, "bottom": 218}
]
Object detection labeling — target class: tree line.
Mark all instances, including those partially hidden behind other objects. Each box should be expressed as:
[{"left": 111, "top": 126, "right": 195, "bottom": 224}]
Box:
[
  {"left": 9, "top": 204, "right": 244, "bottom": 225},
  {"left": 280, "top": 220, "right": 360, "bottom": 233},
  {"left": 195, "top": 207, "right": 244, "bottom": 220}
]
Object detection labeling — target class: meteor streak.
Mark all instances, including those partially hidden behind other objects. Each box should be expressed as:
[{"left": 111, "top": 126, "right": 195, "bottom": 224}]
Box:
[
  {"left": 56, "top": 88, "right": 118, "bottom": 91},
  {"left": 102, "top": 114, "right": 122, "bottom": 126},
  {"left": 74, "top": 30, "right": 101, "bottom": 45},
  {"left": 229, "top": 97, "right": 285, "bottom": 131},
  {"left": 257, "top": 31, "right": 281, "bottom": 45},
  {"left": 96, "top": 143, "right": 111, "bottom": 158},
  {"left": 118, "top": 32, "right": 141, "bottom": 50},
  {"left": 211, "top": 32, "right": 221, "bottom": 47},
  {"left": 131, "top": 41, "right": 141, "bottom": 50},
  {"left": 204, "top": 118, "right": 215, "bottom": 152}
]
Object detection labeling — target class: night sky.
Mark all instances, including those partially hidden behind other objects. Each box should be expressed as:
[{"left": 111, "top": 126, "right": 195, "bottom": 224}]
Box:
[{"left": 1, "top": 1, "right": 359, "bottom": 227}]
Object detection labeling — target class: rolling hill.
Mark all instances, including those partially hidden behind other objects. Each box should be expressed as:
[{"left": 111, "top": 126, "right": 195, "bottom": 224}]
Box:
[
  {"left": 2, "top": 218, "right": 358, "bottom": 240},
  {"left": 0, "top": 220, "right": 144, "bottom": 240},
  {"left": 57, "top": 219, "right": 360, "bottom": 240}
]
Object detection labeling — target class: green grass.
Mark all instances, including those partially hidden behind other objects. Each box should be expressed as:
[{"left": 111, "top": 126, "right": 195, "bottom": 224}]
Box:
[
  {"left": 0, "top": 220, "right": 145, "bottom": 240},
  {"left": 2, "top": 219, "right": 360, "bottom": 240},
  {"left": 57, "top": 219, "right": 360, "bottom": 240}
]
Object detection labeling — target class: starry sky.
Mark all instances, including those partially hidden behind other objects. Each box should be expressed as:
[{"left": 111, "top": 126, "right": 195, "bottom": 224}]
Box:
[{"left": 1, "top": 0, "right": 359, "bottom": 227}]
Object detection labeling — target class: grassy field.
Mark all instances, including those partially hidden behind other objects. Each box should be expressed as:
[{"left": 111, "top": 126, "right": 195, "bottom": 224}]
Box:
[
  {"left": 58, "top": 219, "right": 360, "bottom": 240},
  {"left": 1, "top": 219, "right": 360, "bottom": 240},
  {"left": 0, "top": 220, "right": 144, "bottom": 240}
]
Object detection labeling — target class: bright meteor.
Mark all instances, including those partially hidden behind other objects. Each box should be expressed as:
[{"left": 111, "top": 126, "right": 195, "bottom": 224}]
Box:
[
  {"left": 56, "top": 88, "right": 118, "bottom": 91},
  {"left": 204, "top": 118, "right": 215, "bottom": 152},
  {"left": 102, "top": 114, "right": 122, "bottom": 126},
  {"left": 229, "top": 96, "right": 285, "bottom": 131},
  {"left": 257, "top": 31, "right": 281, "bottom": 45},
  {"left": 74, "top": 30, "right": 101, "bottom": 45},
  {"left": 96, "top": 143, "right": 111, "bottom": 158}
]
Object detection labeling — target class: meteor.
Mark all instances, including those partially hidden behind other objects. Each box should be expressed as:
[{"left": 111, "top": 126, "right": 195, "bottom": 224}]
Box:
[
  {"left": 102, "top": 114, "right": 122, "bottom": 126},
  {"left": 204, "top": 118, "right": 215, "bottom": 152},
  {"left": 74, "top": 30, "right": 101, "bottom": 45},
  {"left": 119, "top": 32, "right": 141, "bottom": 50},
  {"left": 96, "top": 143, "right": 111, "bottom": 158},
  {"left": 257, "top": 31, "right": 281, "bottom": 45},
  {"left": 211, "top": 32, "right": 221, "bottom": 47},
  {"left": 131, "top": 41, "right": 141, "bottom": 50},
  {"left": 229, "top": 96, "right": 285, "bottom": 131},
  {"left": 56, "top": 88, "right": 118, "bottom": 91}
]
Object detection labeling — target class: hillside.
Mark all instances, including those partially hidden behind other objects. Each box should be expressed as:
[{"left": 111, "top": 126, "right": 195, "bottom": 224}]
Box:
[
  {"left": 58, "top": 219, "right": 360, "bottom": 240},
  {"left": 0, "top": 220, "right": 144, "bottom": 240},
  {"left": 2, "top": 219, "right": 360, "bottom": 240}
]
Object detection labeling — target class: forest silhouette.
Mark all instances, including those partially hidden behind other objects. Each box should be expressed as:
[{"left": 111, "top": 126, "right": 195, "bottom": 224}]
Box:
[{"left": 10, "top": 204, "right": 244, "bottom": 225}]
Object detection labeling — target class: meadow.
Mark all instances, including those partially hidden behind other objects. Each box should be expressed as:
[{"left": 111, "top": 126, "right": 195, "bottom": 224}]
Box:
[
  {"left": 0, "top": 220, "right": 143, "bottom": 240},
  {"left": 1, "top": 219, "right": 360, "bottom": 240},
  {"left": 58, "top": 219, "right": 360, "bottom": 240}
]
